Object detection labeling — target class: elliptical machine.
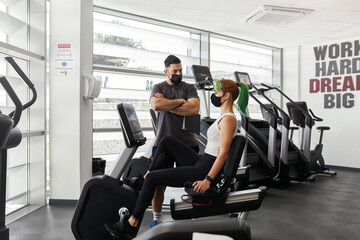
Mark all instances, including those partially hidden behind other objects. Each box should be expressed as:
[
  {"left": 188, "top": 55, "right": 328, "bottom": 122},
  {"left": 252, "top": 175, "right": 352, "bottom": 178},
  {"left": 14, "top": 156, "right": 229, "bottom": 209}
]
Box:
[
  {"left": 286, "top": 102, "right": 337, "bottom": 177},
  {"left": 239, "top": 75, "right": 336, "bottom": 179},
  {"left": 234, "top": 72, "right": 312, "bottom": 183},
  {"left": 0, "top": 57, "right": 37, "bottom": 240},
  {"left": 191, "top": 65, "right": 280, "bottom": 187}
]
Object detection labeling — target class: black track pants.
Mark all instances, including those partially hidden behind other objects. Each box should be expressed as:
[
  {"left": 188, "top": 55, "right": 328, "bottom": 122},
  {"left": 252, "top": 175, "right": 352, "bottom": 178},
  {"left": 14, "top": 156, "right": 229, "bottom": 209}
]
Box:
[{"left": 132, "top": 136, "right": 216, "bottom": 219}]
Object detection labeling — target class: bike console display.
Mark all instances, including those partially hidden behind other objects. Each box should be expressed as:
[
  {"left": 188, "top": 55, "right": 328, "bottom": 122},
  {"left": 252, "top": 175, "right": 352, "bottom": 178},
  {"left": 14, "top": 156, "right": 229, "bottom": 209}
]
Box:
[{"left": 117, "top": 103, "right": 146, "bottom": 148}]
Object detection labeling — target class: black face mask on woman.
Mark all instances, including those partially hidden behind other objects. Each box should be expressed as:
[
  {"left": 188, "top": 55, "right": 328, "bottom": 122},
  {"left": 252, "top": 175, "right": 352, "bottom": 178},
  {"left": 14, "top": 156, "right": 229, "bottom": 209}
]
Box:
[
  {"left": 211, "top": 93, "right": 226, "bottom": 107},
  {"left": 169, "top": 74, "right": 182, "bottom": 85}
]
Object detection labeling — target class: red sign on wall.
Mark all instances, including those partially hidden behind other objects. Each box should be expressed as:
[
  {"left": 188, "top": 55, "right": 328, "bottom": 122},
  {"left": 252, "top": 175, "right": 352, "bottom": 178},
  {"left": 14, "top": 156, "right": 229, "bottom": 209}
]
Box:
[{"left": 58, "top": 44, "right": 71, "bottom": 48}]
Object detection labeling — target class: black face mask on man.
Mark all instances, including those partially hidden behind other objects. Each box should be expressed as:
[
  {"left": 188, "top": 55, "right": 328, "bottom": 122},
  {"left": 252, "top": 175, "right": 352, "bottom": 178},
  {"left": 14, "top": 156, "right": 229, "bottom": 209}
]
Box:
[
  {"left": 169, "top": 73, "right": 182, "bottom": 85},
  {"left": 211, "top": 93, "right": 226, "bottom": 107}
]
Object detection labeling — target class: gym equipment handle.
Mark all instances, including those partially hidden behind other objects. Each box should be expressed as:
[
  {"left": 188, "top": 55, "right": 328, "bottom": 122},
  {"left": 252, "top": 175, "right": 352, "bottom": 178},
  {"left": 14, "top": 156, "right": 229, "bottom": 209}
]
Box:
[
  {"left": 260, "top": 83, "right": 275, "bottom": 90},
  {"left": 5, "top": 57, "right": 34, "bottom": 88},
  {"left": 309, "top": 109, "right": 323, "bottom": 122},
  {"left": 0, "top": 77, "right": 22, "bottom": 127},
  {"left": 5, "top": 57, "right": 37, "bottom": 116}
]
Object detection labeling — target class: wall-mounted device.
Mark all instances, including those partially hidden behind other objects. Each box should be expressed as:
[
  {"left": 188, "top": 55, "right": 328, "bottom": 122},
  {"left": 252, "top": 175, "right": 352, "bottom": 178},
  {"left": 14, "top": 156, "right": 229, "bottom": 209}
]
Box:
[{"left": 83, "top": 75, "right": 102, "bottom": 100}]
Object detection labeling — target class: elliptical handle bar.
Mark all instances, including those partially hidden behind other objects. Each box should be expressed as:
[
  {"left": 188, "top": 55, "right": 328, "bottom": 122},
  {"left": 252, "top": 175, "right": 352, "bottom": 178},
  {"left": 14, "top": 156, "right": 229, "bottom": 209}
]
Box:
[
  {"left": 261, "top": 83, "right": 294, "bottom": 103},
  {"left": 309, "top": 109, "right": 323, "bottom": 122},
  {"left": 249, "top": 91, "right": 278, "bottom": 128},
  {"left": 260, "top": 82, "right": 315, "bottom": 128},
  {"left": 5, "top": 57, "right": 37, "bottom": 115},
  {"left": 194, "top": 77, "right": 213, "bottom": 89},
  {"left": 0, "top": 76, "right": 22, "bottom": 127},
  {"left": 194, "top": 77, "right": 214, "bottom": 91},
  {"left": 254, "top": 83, "right": 290, "bottom": 128},
  {"left": 5, "top": 57, "right": 34, "bottom": 88},
  {"left": 260, "top": 83, "right": 275, "bottom": 90}
]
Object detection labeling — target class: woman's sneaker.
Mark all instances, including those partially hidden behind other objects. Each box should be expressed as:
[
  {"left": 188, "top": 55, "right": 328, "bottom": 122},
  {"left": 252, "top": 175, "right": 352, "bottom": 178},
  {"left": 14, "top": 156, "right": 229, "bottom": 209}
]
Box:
[{"left": 150, "top": 220, "right": 161, "bottom": 228}]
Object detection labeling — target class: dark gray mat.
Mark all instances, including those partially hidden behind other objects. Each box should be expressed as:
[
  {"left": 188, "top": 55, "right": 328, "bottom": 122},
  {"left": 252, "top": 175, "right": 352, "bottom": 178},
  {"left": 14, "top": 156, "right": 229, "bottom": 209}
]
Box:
[{"left": 9, "top": 169, "right": 360, "bottom": 240}]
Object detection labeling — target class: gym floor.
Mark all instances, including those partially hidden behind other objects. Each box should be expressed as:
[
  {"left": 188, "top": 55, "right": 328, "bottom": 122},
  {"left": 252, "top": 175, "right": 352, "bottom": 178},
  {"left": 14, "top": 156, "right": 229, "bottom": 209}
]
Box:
[{"left": 8, "top": 168, "right": 360, "bottom": 240}]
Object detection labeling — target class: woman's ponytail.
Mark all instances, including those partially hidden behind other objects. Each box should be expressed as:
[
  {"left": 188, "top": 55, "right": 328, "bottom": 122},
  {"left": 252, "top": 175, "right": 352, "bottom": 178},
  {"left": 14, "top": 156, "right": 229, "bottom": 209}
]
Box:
[
  {"left": 213, "top": 79, "right": 249, "bottom": 117},
  {"left": 235, "top": 82, "right": 249, "bottom": 117}
]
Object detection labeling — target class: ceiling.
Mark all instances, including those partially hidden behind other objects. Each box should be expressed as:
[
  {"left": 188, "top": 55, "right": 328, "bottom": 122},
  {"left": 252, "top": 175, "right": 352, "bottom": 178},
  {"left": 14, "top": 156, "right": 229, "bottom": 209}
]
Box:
[{"left": 94, "top": 0, "right": 360, "bottom": 48}]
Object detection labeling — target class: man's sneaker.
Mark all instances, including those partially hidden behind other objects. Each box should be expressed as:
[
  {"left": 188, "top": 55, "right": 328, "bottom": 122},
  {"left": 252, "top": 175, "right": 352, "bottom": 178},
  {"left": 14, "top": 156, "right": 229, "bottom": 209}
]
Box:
[
  {"left": 123, "top": 174, "right": 144, "bottom": 191},
  {"left": 105, "top": 207, "right": 136, "bottom": 239},
  {"left": 150, "top": 220, "right": 161, "bottom": 228}
]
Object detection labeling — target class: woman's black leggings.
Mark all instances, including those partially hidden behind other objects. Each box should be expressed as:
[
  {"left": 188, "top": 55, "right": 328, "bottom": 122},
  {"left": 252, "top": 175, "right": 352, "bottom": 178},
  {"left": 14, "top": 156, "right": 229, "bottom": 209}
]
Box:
[{"left": 131, "top": 136, "right": 216, "bottom": 219}]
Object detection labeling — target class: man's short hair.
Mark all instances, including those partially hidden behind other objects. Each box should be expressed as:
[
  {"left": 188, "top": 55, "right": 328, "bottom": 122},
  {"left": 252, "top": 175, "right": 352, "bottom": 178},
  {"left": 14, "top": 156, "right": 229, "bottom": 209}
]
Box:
[{"left": 164, "top": 55, "right": 181, "bottom": 68}]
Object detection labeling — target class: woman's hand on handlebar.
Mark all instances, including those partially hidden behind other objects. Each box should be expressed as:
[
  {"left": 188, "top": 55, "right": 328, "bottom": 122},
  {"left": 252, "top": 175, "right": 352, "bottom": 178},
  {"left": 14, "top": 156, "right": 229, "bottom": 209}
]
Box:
[{"left": 193, "top": 179, "right": 210, "bottom": 193}]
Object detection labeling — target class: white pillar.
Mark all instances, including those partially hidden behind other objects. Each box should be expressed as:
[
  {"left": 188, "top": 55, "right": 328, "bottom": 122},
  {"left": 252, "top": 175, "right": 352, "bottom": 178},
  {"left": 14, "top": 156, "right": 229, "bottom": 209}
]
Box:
[
  {"left": 283, "top": 46, "right": 301, "bottom": 104},
  {"left": 282, "top": 46, "right": 301, "bottom": 146},
  {"left": 49, "top": 0, "right": 93, "bottom": 201}
]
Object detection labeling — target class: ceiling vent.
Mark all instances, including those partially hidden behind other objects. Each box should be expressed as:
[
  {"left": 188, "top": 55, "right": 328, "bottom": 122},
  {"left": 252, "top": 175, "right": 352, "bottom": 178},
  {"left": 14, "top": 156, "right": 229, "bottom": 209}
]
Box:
[{"left": 246, "top": 5, "right": 314, "bottom": 25}]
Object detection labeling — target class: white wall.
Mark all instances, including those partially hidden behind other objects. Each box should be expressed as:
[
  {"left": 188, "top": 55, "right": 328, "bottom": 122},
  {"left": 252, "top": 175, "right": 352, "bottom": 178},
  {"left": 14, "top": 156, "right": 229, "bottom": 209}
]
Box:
[
  {"left": 283, "top": 46, "right": 300, "bottom": 101},
  {"left": 283, "top": 37, "right": 360, "bottom": 168},
  {"left": 49, "top": 0, "right": 93, "bottom": 201}
]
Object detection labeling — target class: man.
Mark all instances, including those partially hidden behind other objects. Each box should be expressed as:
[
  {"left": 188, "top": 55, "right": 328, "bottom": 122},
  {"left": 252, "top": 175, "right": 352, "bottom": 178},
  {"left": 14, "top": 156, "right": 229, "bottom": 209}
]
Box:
[{"left": 149, "top": 55, "right": 200, "bottom": 227}]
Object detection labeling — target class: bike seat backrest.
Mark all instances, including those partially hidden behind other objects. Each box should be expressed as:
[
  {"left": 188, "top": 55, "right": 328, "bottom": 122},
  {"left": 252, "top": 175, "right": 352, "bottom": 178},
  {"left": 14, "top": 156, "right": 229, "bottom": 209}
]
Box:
[
  {"left": 215, "top": 134, "right": 247, "bottom": 192},
  {"left": 185, "top": 134, "right": 247, "bottom": 196}
]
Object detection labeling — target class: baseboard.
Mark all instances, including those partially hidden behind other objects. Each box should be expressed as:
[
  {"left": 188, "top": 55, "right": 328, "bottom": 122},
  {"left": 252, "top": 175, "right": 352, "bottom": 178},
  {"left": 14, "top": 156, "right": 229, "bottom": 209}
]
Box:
[
  {"left": 49, "top": 199, "right": 78, "bottom": 206},
  {"left": 6, "top": 205, "right": 43, "bottom": 225},
  {"left": 326, "top": 165, "right": 360, "bottom": 172}
]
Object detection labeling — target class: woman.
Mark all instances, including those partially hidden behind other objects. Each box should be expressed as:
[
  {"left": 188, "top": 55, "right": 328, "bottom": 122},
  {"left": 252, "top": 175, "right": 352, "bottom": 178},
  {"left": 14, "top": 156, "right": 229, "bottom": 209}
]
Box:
[{"left": 106, "top": 79, "right": 249, "bottom": 239}]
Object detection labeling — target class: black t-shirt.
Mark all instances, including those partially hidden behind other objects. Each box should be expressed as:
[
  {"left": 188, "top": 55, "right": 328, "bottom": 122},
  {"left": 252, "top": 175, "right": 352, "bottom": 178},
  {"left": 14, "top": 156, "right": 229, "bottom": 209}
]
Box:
[{"left": 150, "top": 81, "right": 199, "bottom": 147}]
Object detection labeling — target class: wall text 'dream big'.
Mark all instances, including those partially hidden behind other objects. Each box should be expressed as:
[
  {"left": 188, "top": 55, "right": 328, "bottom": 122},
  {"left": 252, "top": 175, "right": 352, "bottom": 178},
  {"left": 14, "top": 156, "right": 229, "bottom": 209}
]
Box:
[{"left": 309, "top": 40, "right": 360, "bottom": 108}]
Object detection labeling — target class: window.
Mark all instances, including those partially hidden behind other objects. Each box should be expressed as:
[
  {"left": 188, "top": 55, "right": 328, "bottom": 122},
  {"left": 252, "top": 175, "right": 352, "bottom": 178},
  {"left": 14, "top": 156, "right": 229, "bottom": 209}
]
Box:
[
  {"left": 210, "top": 35, "right": 281, "bottom": 119},
  {"left": 93, "top": 12, "right": 200, "bottom": 75},
  {"left": 93, "top": 9, "right": 201, "bottom": 171},
  {"left": 0, "top": 0, "right": 46, "bottom": 216},
  {"left": 92, "top": 8, "right": 282, "bottom": 172},
  {"left": 92, "top": 72, "right": 165, "bottom": 168}
]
